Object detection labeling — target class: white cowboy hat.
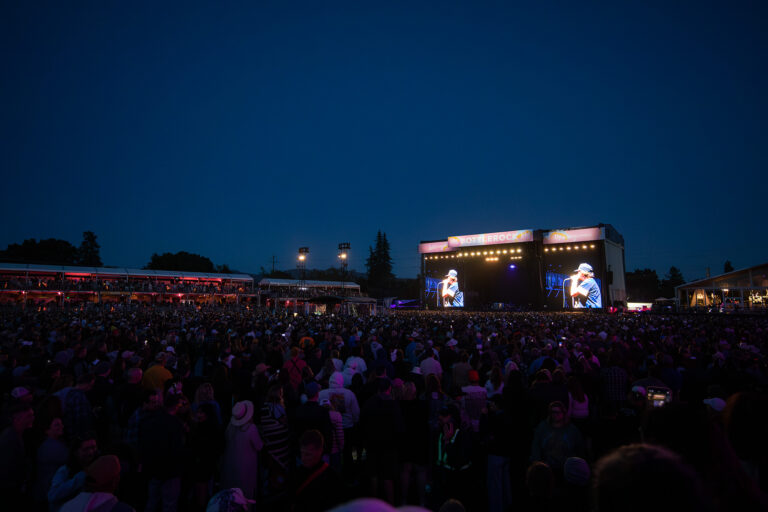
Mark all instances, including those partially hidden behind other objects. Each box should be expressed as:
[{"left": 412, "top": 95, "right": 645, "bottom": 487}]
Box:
[{"left": 231, "top": 400, "right": 254, "bottom": 427}]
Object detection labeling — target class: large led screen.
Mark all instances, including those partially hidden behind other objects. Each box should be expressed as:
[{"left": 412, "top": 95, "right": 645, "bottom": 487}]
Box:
[
  {"left": 543, "top": 243, "right": 604, "bottom": 309},
  {"left": 424, "top": 245, "right": 537, "bottom": 309}
]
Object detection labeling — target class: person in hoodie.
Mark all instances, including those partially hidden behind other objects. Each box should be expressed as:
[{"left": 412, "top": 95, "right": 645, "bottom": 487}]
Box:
[
  {"left": 318, "top": 371, "right": 361, "bottom": 475},
  {"left": 343, "top": 347, "right": 367, "bottom": 380},
  {"left": 60, "top": 455, "right": 134, "bottom": 512}
]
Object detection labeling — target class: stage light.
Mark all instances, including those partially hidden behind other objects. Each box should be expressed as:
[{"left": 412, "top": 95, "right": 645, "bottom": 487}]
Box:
[
  {"left": 517, "top": 248, "right": 522, "bottom": 253},
  {"left": 559, "top": 247, "right": 564, "bottom": 251},
  {"left": 567, "top": 246, "right": 571, "bottom": 250},
  {"left": 483, "top": 251, "right": 487, "bottom": 255},
  {"left": 503, "top": 249, "right": 508, "bottom": 254},
  {"left": 582, "top": 245, "right": 587, "bottom": 249},
  {"left": 590, "top": 244, "right": 595, "bottom": 248},
  {"left": 509, "top": 264, "right": 516, "bottom": 270},
  {"left": 496, "top": 250, "right": 500, "bottom": 254}
]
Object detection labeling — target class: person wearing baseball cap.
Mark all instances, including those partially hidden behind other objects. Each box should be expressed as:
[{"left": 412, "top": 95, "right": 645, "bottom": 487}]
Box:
[
  {"left": 441, "top": 269, "right": 464, "bottom": 308},
  {"left": 569, "top": 263, "right": 602, "bottom": 308}
]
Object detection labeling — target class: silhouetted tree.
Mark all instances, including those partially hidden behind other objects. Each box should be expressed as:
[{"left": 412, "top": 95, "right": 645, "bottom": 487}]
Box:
[
  {"left": 724, "top": 260, "right": 734, "bottom": 273},
  {"left": 77, "top": 231, "right": 102, "bottom": 266},
  {"left": 0, "top": 238, "right": 78, "bottom": 265},
  {"left": 146, "top": 252, "right": 216, "bottom": 272},
  {"left": 365, "top": 230, "right": 394, "bottom": 291},
  {"left": 625, "top": 268, "right": 660, "bottom": 302},
  {"left": 659, "top": 266, "right": 685, "bottom": 298}
]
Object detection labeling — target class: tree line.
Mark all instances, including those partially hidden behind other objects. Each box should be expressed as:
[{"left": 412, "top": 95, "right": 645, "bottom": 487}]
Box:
[{"left": 0, "top": 232, "right": 235, "bottom": 273}]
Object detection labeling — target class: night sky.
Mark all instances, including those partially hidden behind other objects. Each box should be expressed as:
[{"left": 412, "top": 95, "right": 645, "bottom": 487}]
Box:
[{"left": 2, "top": 2, "right": 766, "bottom": 281}]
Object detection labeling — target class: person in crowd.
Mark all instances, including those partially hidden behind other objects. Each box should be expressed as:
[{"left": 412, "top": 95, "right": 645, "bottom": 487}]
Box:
[
  {"left": 220, "top": 400, "right": 263, "bottom": 504},
  {"left": 485, "top": 365, "right": 504, "bottom": 398},
  {"left": 318, "top": 370, "right": 360, "bottom": 470},
  {"left": 283, "top": 347, "right": 308, "bottom": 393},
  {"left": 259, "top": 384, "right": 291, "bottom": 499},
  {"left": 60, "top": 455, "right": 135, "bottom": 512},
  {"left": 188, "top": 402, "right": 223, "bottom": 511},
  {"left": 192, "top": 382, "right": 223, "bottom": 425},
  {"left": 398, "top": 381, "right": 429, "bottom": 507},
  {"left": 593, "top": 443, "right": 709, "bottom": 512},
  {"left": 291, "top": 382, "right": 332, "bottom": 459},
  {"left": 531, "top": 401, "right": 585, "bottom": 477},
  {"left": 319, "top": 397, "right": 344, "bottom": 470},
  {"left": 63, "top": 373, "right": 95, "bottom": 439},
  {"left": 49, "top": 433, "right": 99, "bottom": 512},
  {"left": 142, "top": 353, "right": 173, "bottom": 392},
  {"left": 0, "top": 402, "right": 35, "bottom": 507},
  {"left": 34, "top": 416, "right": 69, "bottom": 508},
  {"left": 292, "top": 430, "right": 345, "bottom": 512},
  {"left": 434, "top": 405, "right": 473, "bottom": 508},
  {"left": 460, "top": 369, "right": 487, "bottom": 432},
  {"left": 360, "top": 377, "right": 404, "bottom": 504},
  {"left": 139, "top": 393, "right": 186, "bottom": 512}
]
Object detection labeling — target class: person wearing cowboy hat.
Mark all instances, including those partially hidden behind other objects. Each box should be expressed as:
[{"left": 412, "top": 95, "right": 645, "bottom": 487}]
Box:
[
  {"left": 220, "top": 401, "right": 264, "bottom": 503},
  {"left": 441, "top": 270, "right": 464, "bottom": 308},
  {"left": 569, "top": 263, "right": 602, "bottom": 308}
]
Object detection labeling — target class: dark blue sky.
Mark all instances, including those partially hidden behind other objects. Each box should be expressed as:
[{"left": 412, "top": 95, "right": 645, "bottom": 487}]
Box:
[{"left": 2, "top": 1, "right": 766, "bottom": 280}]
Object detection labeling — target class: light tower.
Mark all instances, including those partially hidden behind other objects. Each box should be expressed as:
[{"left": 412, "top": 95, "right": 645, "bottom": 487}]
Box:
[
  {"left": 298, "top": 247, "right": 309, "bottom": 297},
  {"left": 338, "top": 242, "right": 350, "bottom": 296}
]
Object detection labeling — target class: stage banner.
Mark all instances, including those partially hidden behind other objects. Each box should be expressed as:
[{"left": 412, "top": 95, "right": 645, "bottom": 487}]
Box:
[
  {"left": 543, "top": 227, "right": 604, "bottom": 245},
  {"left": 447, "top": 229, "right": 533, "bottom": 248},
  {"left": 418, "top": 241, "right": 453, "bottom": 254}
]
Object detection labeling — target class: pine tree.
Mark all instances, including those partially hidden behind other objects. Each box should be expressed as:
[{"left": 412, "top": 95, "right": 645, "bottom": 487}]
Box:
[
  {"left": 365, "top": 230, "right": 394, "bottom": 290},
  {"left": 77, "top": 231, "right": 102, "bottom": 266}
]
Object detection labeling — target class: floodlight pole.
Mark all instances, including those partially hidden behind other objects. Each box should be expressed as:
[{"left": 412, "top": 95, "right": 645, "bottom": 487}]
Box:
[
  {"left": 338, "top": 243, "right": 350, "bottom": 298},
  {"left": 298, "top": 247, "right": 309, "bottom": 299}
]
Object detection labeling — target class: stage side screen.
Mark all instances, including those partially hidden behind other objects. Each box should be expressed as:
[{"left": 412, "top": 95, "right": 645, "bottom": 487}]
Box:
[
  {"left": 543, "top": 243, "right": 605, "bottom": 309},
  {"left": 424, "top": 245, "right": 538, "bottom": 309}
]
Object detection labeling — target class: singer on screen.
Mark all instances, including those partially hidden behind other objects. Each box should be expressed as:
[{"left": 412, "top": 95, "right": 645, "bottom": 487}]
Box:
[
  {"left": 570, "top": 263, "right": 602, "bottom": 308},
  {"left": 441, "top": 269, "right": 464, "bottom": 307}
]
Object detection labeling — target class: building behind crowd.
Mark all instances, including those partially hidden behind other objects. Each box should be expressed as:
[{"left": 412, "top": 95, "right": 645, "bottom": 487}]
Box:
[
  {"left": 0, "top": 263, "right": 256, "bottom": 305},
  {"left": 676, "top": 262, "right": 768, "bottom": 311},
  {"left": 0, "top": 263, "right": 377, "bottom": 313}
]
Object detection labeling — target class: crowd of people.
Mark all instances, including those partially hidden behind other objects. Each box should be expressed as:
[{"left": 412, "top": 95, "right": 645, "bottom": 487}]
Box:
[{"left": 0, "top": 303, "right": 766, "bottom": 512}]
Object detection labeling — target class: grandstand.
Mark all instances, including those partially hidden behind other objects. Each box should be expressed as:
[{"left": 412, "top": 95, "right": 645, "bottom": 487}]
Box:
[{"left": 0, "top": 263, "right": 256, "bottom": 305}]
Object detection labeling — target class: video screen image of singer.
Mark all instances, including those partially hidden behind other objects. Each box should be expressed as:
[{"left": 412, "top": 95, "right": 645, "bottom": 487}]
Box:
[{"left": 544, "top": 245, "right": 604, "bottom": 309}]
